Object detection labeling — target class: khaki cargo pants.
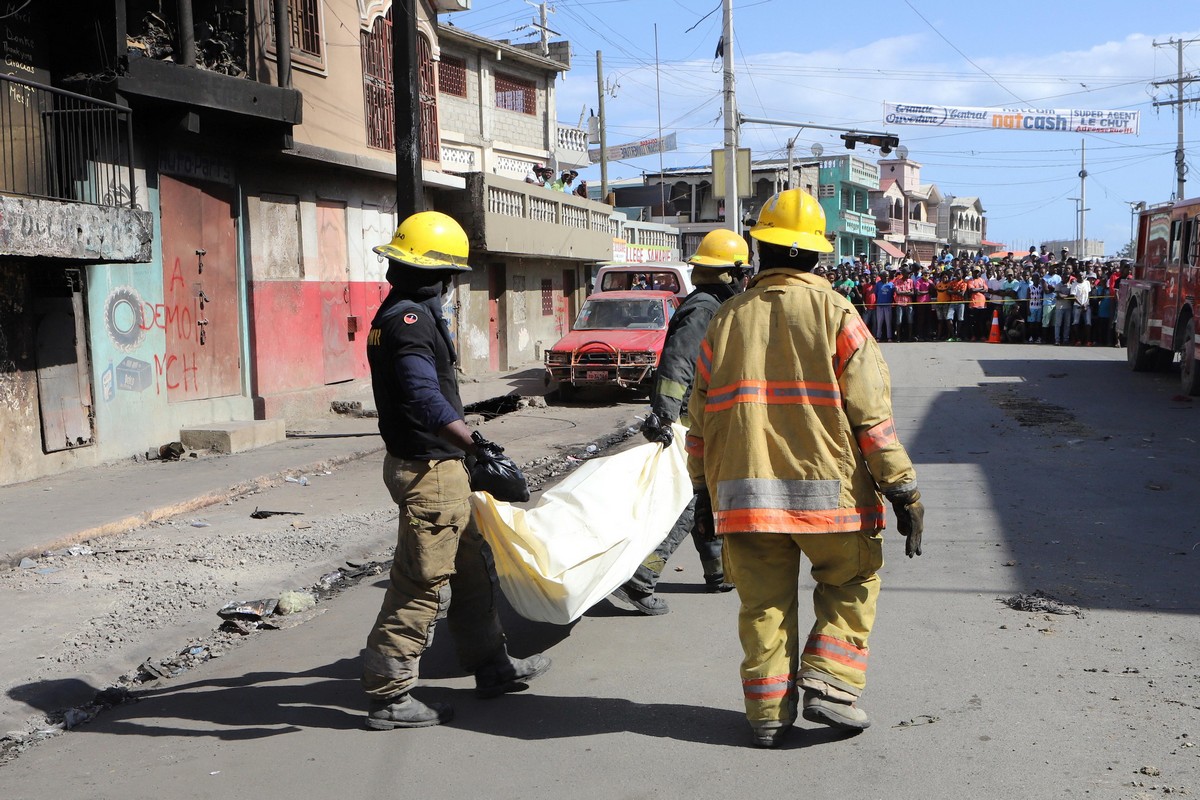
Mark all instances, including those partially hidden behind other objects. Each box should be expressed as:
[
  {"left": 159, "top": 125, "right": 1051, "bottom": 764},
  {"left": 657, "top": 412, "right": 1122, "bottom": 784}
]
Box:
[
  {"left": 723, "top": 530, "right": 883, "bottom": 726},
  {"left": 362, "top": 455, "right": 505, "bottom": 699}
]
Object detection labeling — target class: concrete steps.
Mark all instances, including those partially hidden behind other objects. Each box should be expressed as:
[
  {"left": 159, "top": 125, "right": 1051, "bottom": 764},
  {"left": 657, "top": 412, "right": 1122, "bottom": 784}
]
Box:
[{"left": 180, "top": 419, "right": 287, "bottom": 454}]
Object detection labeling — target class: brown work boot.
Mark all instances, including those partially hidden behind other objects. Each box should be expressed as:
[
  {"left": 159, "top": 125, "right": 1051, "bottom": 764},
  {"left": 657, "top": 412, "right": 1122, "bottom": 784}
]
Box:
[
  {"left": 365, "top": 694, "right": 453, "bottom": 730},
  {"left": 475, "top": 652, "right": 552, "bottom": 699},
  {"left": 802, "top": 689, "right": 870, "bottom": 730},
  {"left": 749, "top": 720, "right": 792, "bottom": 749}
]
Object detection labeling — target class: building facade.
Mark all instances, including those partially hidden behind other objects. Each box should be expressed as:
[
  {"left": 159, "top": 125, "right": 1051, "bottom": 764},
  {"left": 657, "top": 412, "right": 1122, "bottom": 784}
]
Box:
[
  {"left": 0, "top": 0, "right": 665, "bottom": 486},
  {"left": 816, "top": 155, "right": 879, "bottom": 265}
]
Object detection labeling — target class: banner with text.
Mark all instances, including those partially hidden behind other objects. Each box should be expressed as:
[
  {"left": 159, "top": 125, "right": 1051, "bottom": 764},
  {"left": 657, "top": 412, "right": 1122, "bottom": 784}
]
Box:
[
  {"left": 589, "top": 132, "right": 678, "bottom": 163},
  {"left": 883, "top": 103, "right": 1139, "bottom": 135}
]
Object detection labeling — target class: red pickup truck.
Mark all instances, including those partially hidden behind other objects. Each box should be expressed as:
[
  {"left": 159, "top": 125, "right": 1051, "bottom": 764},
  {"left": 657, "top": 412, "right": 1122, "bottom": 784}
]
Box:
[{"left": 543, "top": 290, "right": 678, "bottom": 398}]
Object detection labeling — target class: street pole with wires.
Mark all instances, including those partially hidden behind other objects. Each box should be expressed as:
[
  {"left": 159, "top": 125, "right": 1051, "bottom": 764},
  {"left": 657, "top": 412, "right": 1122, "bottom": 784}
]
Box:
[
  {"left": 721, "top": 0, "right": 738, "bottom": 233},
  {"left": 596, "top": 50, "right": 608, "bottom": 200},
  {"left": 1152, "top": 37, "right": 1200, "bottom": 201}
]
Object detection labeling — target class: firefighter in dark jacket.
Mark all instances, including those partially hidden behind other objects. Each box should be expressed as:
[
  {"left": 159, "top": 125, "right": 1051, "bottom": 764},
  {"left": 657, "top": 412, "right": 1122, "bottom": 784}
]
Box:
[
  {"left": 361, "top": 211, "right": 549, "bottom": 730},
  {"left": 610, "top": 229, "right": 749, "bottom": 615}
]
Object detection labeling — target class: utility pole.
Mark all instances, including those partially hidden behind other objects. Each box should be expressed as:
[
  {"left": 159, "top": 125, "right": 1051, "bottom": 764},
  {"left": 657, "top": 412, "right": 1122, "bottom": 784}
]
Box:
[
  {"left": 721, "top": 0, "right": 738, "bottom": 232},
  {"left": 1152, "top": 37, "right": 1200, "bottom": 200},
  {"left": 524, "top": 0, "right": 557, "bottom": 57},
  {"left": 596, "top": 50, "right": 608, "bottom": 199},
  {"left": 1079, "top": 139, "right": 1087, "bottom": 259},
  {"left": 394, "top": 0, "right": 423, "bottom": 217}
]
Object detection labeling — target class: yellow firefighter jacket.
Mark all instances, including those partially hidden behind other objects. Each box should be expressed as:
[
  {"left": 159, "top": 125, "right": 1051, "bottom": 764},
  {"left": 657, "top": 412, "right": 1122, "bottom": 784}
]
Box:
[{"left": 686, "top": 268, "right": 916, "bottom": 535}]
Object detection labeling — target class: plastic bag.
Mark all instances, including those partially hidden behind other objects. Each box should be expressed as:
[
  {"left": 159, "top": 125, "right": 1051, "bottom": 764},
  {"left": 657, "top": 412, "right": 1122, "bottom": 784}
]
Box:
[
  {"left": 469, "top": 433, "right": 531, "bottom": 502},
  {"left": 470, "top": 426, "right": 691, "bottom": 624}
]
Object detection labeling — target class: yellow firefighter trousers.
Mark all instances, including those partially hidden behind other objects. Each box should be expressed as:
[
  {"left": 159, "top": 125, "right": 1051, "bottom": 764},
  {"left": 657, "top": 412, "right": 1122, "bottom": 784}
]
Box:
[
  {"left": 362, "top": 456, "right": 505, "bottom": 699},
  {"left": 723, "top": 530, "right": 884, "bottom": 725}
]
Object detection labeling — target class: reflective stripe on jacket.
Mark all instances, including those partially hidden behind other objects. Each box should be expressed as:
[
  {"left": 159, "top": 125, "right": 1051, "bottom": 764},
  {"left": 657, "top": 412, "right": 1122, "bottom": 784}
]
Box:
[{"left": 686, "top": 268, "right": 916, "bottom": 536}]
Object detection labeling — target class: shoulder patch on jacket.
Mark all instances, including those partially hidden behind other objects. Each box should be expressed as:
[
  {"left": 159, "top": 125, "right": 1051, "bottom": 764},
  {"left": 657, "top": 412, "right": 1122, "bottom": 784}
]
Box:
[{"left": 403, "top": 313, "right": 419, "bottom": 324}]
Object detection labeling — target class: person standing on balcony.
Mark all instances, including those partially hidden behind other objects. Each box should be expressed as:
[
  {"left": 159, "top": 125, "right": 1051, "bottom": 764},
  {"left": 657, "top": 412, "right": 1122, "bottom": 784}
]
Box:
[
  {"left": 614, "top": 229, "right": 750, "bottom": 615},
  {"left": 525, "top": 163, "right": 547, "bottom": 186},
  {"left": 552, "top": 170, "right": 578, "bottom": 192},
  {"left": 361, "top": 211, "right": 551, "bottom": 730}
]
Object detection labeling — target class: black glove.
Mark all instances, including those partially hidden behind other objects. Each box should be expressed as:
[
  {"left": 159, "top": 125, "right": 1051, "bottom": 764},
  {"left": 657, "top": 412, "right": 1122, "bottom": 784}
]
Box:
[
  {"left": 885, "top": 488, "right": 924, "bottom": 558},
  {"left": 693, "top": 487, "right": 716, "bottom": 541},
  {"left": 640, "top": 412, "right": 674, "bottom": 447},
  {"left": 468, "top": 432, "right": 530, "bottom": 503}
]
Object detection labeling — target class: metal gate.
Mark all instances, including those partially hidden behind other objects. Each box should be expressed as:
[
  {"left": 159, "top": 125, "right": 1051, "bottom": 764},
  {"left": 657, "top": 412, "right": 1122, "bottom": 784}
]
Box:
[{"left": 159, "top": 174, "right": 242, "bottom": 401}]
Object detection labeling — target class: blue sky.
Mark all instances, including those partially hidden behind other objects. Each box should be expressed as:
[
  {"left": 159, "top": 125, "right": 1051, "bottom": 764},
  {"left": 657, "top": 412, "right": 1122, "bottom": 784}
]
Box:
[{"left": 444, "top": 0, "right": 1200, "bottom": 255}]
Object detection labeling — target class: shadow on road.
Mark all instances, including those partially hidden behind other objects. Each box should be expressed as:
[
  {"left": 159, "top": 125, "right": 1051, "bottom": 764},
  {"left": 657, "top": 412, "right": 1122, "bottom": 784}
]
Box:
[{"left": 906, "top": 350, "right": 1198, "bottom": 617}]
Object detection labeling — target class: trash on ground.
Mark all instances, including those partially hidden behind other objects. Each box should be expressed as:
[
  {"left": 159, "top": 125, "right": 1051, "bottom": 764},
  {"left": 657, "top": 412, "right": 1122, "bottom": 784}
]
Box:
[
  {"left": 217, "top": 598, "right": 278, "bottom": 620},
  {"left": 158, "top": 441, "right": 186, "bottom": 460},
  {"left": 47, "top": 545, "right": 94, "bottom": 557},
  {"left": 190, "top": 520, "right": 211, "bottom": 528},
  {"left": 17, "top": 557, "right": 36, "bottom": 569},
  {"left": 893, "top": 714, "right": 940, "bottom": 728},
  {"left": 34, "top": 567, "right": 59, "bottom": 575},
  {"left": 999, "top": 590, "right": 1084, "bottom": 617},
  {"left": 250, "top": 508, "right": 305, "bottom": 519},
  {"left": 284, "top": 476, "right": 309, "bottom": 486},
  {"left": 276, "top": 591, "right": 317, "bottom": 614}
]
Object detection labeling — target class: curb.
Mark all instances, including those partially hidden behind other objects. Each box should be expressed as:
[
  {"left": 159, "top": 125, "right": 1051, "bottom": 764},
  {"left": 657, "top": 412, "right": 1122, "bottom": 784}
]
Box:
[{"left": 3, "top": 444, "right": 385, "bottom": 567}]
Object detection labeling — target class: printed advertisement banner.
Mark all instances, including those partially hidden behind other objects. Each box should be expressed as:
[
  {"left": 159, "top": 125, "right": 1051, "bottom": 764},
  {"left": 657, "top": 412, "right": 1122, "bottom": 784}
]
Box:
[
  {"left": 589, "top": 132, "right": 678, "bottom": 163},
  {"left": 883, "top": 103, "right": 1139, "bottom": 135}
]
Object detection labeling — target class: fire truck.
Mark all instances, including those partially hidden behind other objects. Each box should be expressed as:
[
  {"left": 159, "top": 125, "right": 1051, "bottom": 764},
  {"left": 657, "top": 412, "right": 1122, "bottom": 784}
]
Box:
[{"left": 1116, "top": 197, "right": 1200, "bottom": 395}]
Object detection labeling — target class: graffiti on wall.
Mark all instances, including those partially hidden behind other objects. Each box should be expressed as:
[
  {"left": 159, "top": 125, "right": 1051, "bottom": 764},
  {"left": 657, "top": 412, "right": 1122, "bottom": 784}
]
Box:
[{"left": 102, "top": 269, "right": 205, "bottom": 397}]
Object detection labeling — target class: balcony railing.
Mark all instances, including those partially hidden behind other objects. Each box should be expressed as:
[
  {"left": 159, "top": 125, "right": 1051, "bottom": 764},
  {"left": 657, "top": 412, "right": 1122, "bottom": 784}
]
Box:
[
  {"left": 0, "top": 73, "right": 136, "bottom": 209},
  {"left": 557, "top": 124, "right": 587, "bottom": 153},
  {"left": 908, "top": 219, "right": 937, "bottom": 240}
]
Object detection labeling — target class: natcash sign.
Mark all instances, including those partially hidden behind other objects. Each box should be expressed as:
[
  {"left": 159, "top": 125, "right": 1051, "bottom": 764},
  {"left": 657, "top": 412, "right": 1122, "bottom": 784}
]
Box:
[{"left": 884, "top": 103, "right": 1139, "bottom": 135}]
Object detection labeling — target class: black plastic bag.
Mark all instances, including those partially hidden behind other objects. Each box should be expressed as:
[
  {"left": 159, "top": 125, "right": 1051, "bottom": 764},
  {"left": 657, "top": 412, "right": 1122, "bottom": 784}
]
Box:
[{"left": 468, "top": 432, "right": 531, "bottom": 503}]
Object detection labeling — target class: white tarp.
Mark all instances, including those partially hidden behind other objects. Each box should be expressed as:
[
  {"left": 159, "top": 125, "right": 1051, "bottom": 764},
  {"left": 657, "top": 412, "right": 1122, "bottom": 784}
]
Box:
[
  {"left": 471, "top": 428, "right": 691, "bottom": 625},
  {"left": 883, "top": 102, "right": 1140, "bottom": 135}
]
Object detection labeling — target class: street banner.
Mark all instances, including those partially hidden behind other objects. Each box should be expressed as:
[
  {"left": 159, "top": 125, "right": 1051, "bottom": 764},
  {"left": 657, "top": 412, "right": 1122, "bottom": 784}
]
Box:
[
  {"left": 589, "top": 132, "right": 678, "bottom": 163},
  {"left": 883, "top": 102, "right": 1139, "bottom": 135}
]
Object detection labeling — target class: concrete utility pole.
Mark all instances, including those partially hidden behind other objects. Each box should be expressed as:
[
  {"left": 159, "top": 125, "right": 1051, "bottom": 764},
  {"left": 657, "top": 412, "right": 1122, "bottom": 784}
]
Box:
[
  {"left": 721, "top": 0, "right": 738, "bottom": 232},
  {"left": 525, "top": 0, "right": 558, "bottom": 57},
  {"left": 1078, "top": 139, "right": 1087, "bottom": 259},
  {"left": 394, "top": 0, "right": 423, "bottom": 217},
  {"left": 1152, "top": 37, "right": 1200, "bottom": 201},
  {"left": 596, "top": 50, "right": 608, "bottom": 199}
]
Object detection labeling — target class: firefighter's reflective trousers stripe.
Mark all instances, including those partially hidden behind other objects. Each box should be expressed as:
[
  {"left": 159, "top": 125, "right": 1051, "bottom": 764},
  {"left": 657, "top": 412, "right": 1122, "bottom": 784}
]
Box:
[
  {"left": 723, "top": 530, "right": 883, "bottom": 725},
  {"left": 362, "top": 455, "right": 505, "bottom": 699}
]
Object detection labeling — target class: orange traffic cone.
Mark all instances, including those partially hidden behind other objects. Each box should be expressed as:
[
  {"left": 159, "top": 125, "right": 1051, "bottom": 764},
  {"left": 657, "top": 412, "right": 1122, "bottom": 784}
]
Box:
[{"left": 988, "top": 310, "right": 1003, "bottom": 343}]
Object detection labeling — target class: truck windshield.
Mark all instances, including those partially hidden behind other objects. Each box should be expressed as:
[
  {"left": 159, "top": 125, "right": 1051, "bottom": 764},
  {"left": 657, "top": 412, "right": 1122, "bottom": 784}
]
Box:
[{"left": 574, "top": 298, "right": 667, "bottom": 330}]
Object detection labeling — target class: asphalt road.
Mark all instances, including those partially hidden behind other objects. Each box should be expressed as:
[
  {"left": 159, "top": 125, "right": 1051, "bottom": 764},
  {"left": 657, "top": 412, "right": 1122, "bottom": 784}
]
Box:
[{"left": 2, "top": 342, "right": 1197, "bottom": 800}]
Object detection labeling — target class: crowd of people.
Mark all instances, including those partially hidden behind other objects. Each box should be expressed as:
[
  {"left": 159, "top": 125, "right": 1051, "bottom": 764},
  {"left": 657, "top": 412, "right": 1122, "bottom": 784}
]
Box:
[
  {"left": 816, "top": 245, "right": 1130, "bottom": 347},
  {"left": 524, "top": 163, "right": 588, "bottom": 197}
]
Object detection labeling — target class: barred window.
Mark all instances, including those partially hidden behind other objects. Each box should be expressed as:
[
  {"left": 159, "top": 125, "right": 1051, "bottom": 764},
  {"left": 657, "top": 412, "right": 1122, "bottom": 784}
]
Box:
[
  {"left": 267, "top": 0, "right": 324, "bottom": 64},
  {"left": 361, "top": 11, "right": 393, "bottom": 150},
  {"left": 439, "top": 56, "right": 467, "bottom": 97},
  {"left": 541, "top": 280, "right": 554, "bottom": 316},
  {"left": 495, "top": 72, "right": 536, "bottom": 115}
]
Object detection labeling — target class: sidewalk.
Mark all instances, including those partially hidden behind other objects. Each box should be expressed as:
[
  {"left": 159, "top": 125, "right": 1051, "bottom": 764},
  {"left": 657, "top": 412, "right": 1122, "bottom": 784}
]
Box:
[{"left": 0, "top": 365, "right": 548, "bottom": 566}]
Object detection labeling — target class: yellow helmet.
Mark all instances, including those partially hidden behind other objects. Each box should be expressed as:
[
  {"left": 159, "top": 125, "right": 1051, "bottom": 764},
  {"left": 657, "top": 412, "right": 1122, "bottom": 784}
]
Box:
[
  {"left": 372, "top": 211, "right": 471, "bottom": 272},
  {"left": 749, "top": 189, "right": 834, "bottom": 253},
  {"left": 688, "top": 228, "right": 749, "bottom": 267}
]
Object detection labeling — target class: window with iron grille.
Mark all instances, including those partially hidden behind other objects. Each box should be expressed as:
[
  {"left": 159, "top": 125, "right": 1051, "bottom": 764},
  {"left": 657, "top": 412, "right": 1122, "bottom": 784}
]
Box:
[
  {"left": 495, "top": 72, "right": 536, "bottom": 115},
  {"left": 417, "top": 35, "right": 439, "bottom": 162},
  {"left": 439, "top": 56, "right": 467, "bottom": 98},
  {"left": 541, "top": 279, "right": 554, "bottom": 316},
  {"left": 361, "top": 11, "right": 393, "bottom": 150},
  {"left": 266, "top": 0, "right": 324, "bottom": 66}
]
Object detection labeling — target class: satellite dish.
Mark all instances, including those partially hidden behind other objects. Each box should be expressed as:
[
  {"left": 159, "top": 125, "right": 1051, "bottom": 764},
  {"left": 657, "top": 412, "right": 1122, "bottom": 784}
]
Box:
[
  {"left": 811, "top": 143, "right": 824, "bottom": 158},
  {"left": 896, "top": 145, "right": 909, "bottom": 160}
]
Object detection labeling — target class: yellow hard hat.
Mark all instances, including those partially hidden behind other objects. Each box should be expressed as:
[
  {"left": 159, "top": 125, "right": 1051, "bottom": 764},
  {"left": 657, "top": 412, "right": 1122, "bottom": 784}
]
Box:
[
  {"left": 688, "top": 228, "right": 749, "bottom": 267},
  {"left": 372, "top": 211, "right": 471, "bottom": 272},
  {"left": 749, "top": 189, "right": 834, "bottom": 253}
]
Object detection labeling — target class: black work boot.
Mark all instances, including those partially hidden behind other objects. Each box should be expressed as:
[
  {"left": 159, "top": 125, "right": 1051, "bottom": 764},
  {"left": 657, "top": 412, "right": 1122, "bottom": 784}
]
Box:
[
  {"left": 475, "top": 652, "right": 552, "bottom": 699},
  {"left": 610, "top": 584, "right": 669, "bottom": 615},
  {"left": 366, "top": 694, "right": 453, "bottom": 730},
  {"left": 704, "top": 573, "right": 735, "bottom": 593}
]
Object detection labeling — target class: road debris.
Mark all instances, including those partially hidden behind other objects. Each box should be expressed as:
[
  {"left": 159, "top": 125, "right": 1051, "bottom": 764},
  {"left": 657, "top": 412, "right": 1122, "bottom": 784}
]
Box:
[
  {"left": 249, "top": 508, "right": 305, "bottom": 519},
  {"left": 999, "top": 590, "right": 1084, "bottom": 617},
  {"left": 893, "top": 715, "right": 940, "bottom": 728}
]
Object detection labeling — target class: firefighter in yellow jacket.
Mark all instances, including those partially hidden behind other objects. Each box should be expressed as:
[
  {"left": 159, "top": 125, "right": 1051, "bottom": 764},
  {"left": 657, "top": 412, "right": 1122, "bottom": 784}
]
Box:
[{"left": 685, "top": 188, "right": 925, "bottom": 748}]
